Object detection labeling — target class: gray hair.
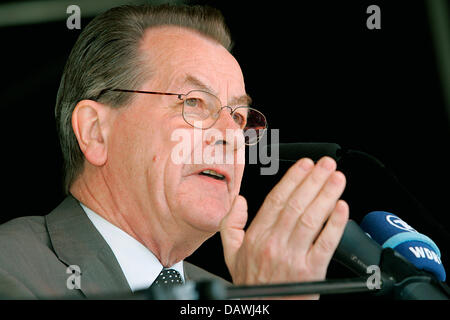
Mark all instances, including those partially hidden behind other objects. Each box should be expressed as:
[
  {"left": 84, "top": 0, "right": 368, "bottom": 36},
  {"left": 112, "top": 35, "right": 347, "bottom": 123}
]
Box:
[{"left": 55, "top": 4, "right": 232, "bottom": 194}]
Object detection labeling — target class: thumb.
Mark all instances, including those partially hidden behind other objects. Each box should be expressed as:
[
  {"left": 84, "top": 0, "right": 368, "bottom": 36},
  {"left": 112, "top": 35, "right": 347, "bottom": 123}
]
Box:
[{"left": 220, "top": 195, "right": 248, "bottom": 271}]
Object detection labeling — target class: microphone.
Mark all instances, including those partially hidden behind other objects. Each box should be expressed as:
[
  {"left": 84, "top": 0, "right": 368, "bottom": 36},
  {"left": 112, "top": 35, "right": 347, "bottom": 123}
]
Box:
[
  {"left": 265, "top": 142, "right": 342, "bottom": 163},
  {"left": 268, "top": 142, "right": 382, "bottom": 166},
  {"left": 360, "top": 211, "right": 446, "bottom": 282},
  {"left": 332, "top": 217, "right": 449, "bottom": 299},
  {"left": 332, "top": 220, "right": 383, "bottom": 276}
]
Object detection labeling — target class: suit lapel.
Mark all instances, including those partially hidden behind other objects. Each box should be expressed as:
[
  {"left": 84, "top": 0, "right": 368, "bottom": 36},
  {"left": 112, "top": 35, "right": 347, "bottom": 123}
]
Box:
[{"left": 45, "top": 196, "right": 131, "bottom": 299}]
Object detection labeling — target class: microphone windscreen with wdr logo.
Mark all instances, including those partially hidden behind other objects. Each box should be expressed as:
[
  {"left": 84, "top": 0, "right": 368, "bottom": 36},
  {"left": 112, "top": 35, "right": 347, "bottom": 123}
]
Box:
[{"left": 360, "top": 211, "right": 446, "bottom": 281}]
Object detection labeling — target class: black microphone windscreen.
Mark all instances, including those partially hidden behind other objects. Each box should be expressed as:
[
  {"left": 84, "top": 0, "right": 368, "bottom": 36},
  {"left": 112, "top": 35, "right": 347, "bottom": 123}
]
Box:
[
  {"left": 332, "top": 220, "right": 382, "bottom": 276},
  {"left": 265, "top": 143, "right": 342, "bottom": 163}
]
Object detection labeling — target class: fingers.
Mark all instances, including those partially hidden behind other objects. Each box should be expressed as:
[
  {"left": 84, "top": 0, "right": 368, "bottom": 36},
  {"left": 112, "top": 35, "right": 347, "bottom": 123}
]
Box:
[
  {"left": 255, "top": 156, "right": 347, "bottom": 279},
  {"left": 220, "top": 195, "right": 248, "bottom": 271},
  {"left": 271, "top": 157, "right": 337, "bottom": 237},
  {"left": 287, "top": 169, "right": 347, "bottom": 253},
  {"left": 250, "top": 158, "right": 314, "bottom": 230},
  {"left": 307, "top": 200, "right": 349, "bottom": 271}
]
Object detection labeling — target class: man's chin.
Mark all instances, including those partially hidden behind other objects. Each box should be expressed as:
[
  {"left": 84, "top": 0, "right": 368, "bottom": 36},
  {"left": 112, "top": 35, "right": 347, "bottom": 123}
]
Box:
[{"left": 183, "top": 202, "right": 230, "bottom": 233}]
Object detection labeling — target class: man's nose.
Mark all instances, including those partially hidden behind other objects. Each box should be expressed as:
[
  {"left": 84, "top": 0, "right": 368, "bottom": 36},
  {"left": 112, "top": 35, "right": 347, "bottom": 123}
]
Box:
[
  {"left": 213, "top": 107, "right": 239, "bottom": 131},
  {"left": 207, "top": 107, "right": 245, "bottom": 150}
]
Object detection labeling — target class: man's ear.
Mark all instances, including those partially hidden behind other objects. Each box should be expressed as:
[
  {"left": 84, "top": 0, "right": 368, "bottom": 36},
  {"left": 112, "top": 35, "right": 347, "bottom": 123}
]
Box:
[{"left": 71, "top": 100, "right": 112, "bottom": 167}]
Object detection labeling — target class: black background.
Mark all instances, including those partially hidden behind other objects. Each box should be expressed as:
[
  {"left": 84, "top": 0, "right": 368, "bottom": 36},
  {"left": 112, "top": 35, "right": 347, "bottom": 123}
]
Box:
[{"left": 0, "top": 0, "right": 449, "bottom": 298}]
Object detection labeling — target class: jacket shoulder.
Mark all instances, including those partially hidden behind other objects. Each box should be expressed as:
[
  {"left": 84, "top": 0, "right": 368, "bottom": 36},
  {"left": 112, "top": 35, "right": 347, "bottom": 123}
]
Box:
[
  {"left": 0, "top": 215, "right": 46, "bottom": 234},
  {"left": 0, "top": 215, "right": 49, "bottom": 247},
  {"left": 0, "top": 212, "right": 85, "bottom": 299},
  {"left": 0, "top": 216, "right": 51, "bottom": 270}
]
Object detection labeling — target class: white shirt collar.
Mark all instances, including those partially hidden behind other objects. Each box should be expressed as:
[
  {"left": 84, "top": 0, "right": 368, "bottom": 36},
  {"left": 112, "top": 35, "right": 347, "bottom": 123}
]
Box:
[{"left": 80, "top": 202, "right": 184, "bottom": 292}]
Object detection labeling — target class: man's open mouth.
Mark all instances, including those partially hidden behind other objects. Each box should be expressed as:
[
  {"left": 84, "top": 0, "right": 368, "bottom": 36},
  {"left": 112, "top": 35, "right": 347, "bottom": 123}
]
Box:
[{"left": 198, "top": 169, "right": 226, "bottom": 181}]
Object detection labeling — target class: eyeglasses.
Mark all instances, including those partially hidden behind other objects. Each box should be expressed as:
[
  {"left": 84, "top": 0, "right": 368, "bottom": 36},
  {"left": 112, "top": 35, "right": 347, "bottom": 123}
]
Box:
[{"left": 97, "top": 88, "right": 268, "bottom": 145}]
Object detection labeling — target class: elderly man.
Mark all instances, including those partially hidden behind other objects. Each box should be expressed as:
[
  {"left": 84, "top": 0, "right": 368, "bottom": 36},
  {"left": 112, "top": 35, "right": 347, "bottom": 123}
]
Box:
[{"left": 0, "top": 4, "right": 348, "bottom": 299}]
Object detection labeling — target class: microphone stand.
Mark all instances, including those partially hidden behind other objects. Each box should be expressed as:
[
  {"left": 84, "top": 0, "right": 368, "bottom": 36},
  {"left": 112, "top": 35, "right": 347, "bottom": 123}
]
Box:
[
  {"left": 225, "top": 277, "right": 378, "bottom": 299},
  {"left": 129, "top": 277, "right": 379, "bottom": 300}
]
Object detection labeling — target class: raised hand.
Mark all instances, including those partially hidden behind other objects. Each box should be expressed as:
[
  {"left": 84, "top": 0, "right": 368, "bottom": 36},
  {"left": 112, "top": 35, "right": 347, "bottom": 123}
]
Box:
[{"left": 220, "top": 156, "right": 349, "bottom": 299}]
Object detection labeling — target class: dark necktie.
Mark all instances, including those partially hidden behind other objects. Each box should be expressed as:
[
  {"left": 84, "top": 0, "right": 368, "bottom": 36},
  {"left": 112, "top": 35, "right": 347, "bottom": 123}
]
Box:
[{"left": 151, "top": 268, "right": 184, "bottom": 288}]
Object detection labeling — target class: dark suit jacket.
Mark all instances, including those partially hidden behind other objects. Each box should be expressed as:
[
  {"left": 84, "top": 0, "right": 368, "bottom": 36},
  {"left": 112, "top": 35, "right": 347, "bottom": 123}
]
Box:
[{"left": 0, "top": 196, "right": 228, "bottom": 299}]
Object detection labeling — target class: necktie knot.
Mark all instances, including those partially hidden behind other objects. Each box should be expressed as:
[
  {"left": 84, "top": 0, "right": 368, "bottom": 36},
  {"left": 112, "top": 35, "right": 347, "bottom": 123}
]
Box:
[{"left": 151, "top": 268, "right": 184, "bottom": 288}]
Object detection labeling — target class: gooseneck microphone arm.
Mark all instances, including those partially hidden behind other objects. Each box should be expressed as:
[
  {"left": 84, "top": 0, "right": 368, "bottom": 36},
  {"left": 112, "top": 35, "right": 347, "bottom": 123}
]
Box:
[{"left": 271, "top": 143, "right": 450, "bottom": 264}]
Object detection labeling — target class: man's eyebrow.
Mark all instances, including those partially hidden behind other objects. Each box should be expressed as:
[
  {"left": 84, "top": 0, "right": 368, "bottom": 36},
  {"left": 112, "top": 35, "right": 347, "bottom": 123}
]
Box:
[
  {"left": 183, "top": 74, "right": 252, "bottom": 106},
  {"left": 183, "top": 75, "right": 216, "bottom": 95},
  {"left": 229, "top": 94, "right": 252, "bottom": 107}
]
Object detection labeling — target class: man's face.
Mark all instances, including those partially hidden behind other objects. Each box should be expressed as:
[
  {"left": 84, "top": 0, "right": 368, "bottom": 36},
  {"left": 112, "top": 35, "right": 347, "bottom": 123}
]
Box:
[{"left": 105, "top": 26, "right": 247, "bottom": 237}]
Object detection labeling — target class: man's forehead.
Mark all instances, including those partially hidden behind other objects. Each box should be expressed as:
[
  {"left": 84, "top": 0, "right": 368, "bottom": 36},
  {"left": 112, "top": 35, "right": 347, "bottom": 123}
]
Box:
[{"left": 140, "top": 26, "right": 249, "bottom": 105}]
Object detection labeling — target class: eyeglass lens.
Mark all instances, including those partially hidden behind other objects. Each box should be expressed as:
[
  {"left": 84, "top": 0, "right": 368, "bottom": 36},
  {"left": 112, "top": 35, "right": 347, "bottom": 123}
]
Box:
[{"left": 182, "top": 90, "right": 267, "bottom": 145}]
